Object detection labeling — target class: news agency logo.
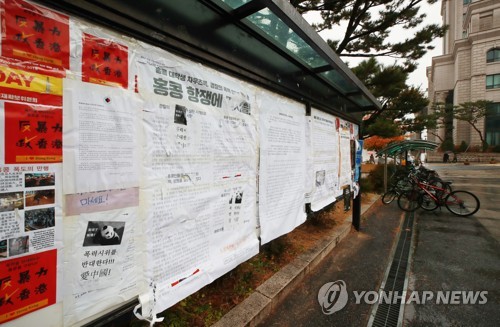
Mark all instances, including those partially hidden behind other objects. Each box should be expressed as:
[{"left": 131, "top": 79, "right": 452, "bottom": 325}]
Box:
[
  {"left": 317, "top": 280, "right": 348, "bottom": 315},
  {"left": 318, "top": 280, "right": 488, "bottom": 314}
]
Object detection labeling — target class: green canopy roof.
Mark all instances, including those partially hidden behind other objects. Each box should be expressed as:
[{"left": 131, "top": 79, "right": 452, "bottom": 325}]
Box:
[{"left": 376, "top": 140, "right": 439, "bottom": 157}]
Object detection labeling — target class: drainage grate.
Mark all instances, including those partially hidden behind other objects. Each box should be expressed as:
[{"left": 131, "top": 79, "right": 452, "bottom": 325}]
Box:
[{"left": 369, "top": 211, "right": 415, "bottom": 327}]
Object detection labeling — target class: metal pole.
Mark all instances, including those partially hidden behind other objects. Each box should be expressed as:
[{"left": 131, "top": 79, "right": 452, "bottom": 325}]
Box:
[
  {"left": 384, "top": 154, "right": 388, "bottom": 193},
  {"left": 353, "top": 186, "right": 361, "bottom": 231}
]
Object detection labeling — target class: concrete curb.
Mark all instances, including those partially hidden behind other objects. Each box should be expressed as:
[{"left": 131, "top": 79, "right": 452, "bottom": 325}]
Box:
[{"left": 213, "top": 195, "right": 380, "bottom": 327}]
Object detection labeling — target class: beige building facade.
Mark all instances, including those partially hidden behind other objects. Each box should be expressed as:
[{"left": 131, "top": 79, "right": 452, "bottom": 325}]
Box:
[{"left": 427, "top": 0, "right": 500, "bottom": 149}]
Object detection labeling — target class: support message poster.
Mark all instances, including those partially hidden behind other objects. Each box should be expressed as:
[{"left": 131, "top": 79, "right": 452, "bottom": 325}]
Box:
[
  {"left": 0, "top": 0, "right": 70, "bottom": 70},
  {"left": 62, "top": 78, "right": 142, "bottom": 194},
  {"left": 338, "top": 118, "right": 352, "bottom": 189},
  {"left": 136, "top": 45, "right": 259, "bottom": 316},
  {"left": 0, "top": 249, "right": 57, "bottom": 324},
  {"left": 310, "top": 108, "right": 339, "bottom": 212},
  {"left": 0, "top": 162, "right": 63, "bottom": 325},
  {"left": 257, "top": 89, "right": 307, "bottom": 244}
]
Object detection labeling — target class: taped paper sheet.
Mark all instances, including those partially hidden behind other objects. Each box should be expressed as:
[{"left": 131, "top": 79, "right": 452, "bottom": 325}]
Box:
[
  {"left": 257, "top": 89, "right": 307, "bottom": 244},
  {"left": 310, "top": 108, "right": 339, "bottom": 212}
]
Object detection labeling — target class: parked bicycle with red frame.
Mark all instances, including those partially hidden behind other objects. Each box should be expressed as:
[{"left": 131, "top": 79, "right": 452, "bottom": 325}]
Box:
[{"left": 397, "top": 171, "right": 480, "bottom": 217}]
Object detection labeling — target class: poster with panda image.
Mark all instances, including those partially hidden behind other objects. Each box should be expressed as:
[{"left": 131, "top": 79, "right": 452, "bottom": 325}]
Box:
[{"left": 65, "top": 206, "right": 140, "bottom": 311}]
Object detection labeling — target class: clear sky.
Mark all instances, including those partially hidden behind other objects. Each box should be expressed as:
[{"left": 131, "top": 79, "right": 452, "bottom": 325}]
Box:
[{"left": 302, "top": 0, "right": 443, "bottom": 94}]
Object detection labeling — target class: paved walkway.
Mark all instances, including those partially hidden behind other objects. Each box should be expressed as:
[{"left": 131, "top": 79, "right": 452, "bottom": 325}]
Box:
[
  {"left": 215, "top": 163, "right": 500, "bottom": 327},
  {"left": 214, "top": 194, "right": 403, "bottom": 327},
  {"left": 403, "top": 163, "right": 500, "bottom": 326},
  {"left": 254, "top": 200, "right": 403, "bottom": 327}
]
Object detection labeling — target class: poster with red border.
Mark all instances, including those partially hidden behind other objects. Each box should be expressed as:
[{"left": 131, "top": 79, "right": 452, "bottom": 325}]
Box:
[
  {"left": 0, "top": 0, "right": 70, "bottom": 69},
  {"left": 0, "top": 56, "right": 63, "bottom": 106},
  {"left": 0, "top": 249, "right": 57, "bottom": 324},
  {"left": 4, "top": 102, "right": 62, "bottom": 164},
  {"left": 81, "top": 33, "right": 128, "bottom": 88}
]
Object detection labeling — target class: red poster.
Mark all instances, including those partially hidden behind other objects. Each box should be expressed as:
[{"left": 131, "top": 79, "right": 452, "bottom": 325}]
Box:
[
  {"left": 0, "top": 56, "right": 64, "bottom": 106},
  {"left": 0, "top": 250, "right": 57, "bottom": 324},
  {"left": 82, "top": 33, "right": 128, "bottom": 88},
  {"left": 4, "top": 102, "right": 62, "bottom": 164},
  {"left": 1, "top": 0, "right": 70, "bottom": 69}
]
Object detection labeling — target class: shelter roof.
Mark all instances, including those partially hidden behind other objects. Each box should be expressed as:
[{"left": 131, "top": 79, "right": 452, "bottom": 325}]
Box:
[
  {"left": 40, "top": 0, "right": 381, "bottom": 119},
  {"left": 377, "top": 140, "right": 439, "bottom": 157}
]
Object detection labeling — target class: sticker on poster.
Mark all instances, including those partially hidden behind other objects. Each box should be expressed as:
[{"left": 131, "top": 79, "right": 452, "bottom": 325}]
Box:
[
  {"left": 3, "top": 102, "right": 62, "bottom": 164},
  {"left": 81, "top": 33, "right": 128, "bottom": 88},
  {"left": 1, "top": 0, "right": 70, "bottom": 69},
  {"left": 0, "top": 249, "right": 57, "bottom": 324}
]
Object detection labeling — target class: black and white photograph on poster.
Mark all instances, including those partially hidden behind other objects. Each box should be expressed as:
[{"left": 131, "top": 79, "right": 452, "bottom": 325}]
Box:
[
  {"left": 229, "top": 190, "right": 243, "bottom": 204},
  {"left": 8, "top": 235, "right": 29, "bottom": 256},
  {"left": 174, "top": 104, "right": 188, "bottom": 125},
  {"left": 0, "top": 240, "right": 7, "bottom": 258},
  {"left": 24, "top": 172, "right": 55, "bottom": 188},
  {"left": 83, "top": 221, "right": 125, "bottom": 246},
  {"left": 343, "top": 186, "right": 351, "bottom": 212},
  {"left": 233, "top": 100, "right": 252, "bottom": 115},
  {"left": 0, "top": 191, "right": 24, "bottom": 212},
  {"left": 315, "top": 170, "right": 326, "bottom": 187},
  {"left": 25, "top": 189, "right": 56, "bottom": 207},
  {"left": 25, "top": 207, "right": 55, "bottom": 231}
]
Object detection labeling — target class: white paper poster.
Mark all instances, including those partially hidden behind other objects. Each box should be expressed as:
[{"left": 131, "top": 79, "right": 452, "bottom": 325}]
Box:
[
  {"left": 63, "top": 79, "right": 142, "bottom": 194},
  {"left": 304, "top": 116, "right": 314, "bottom": 204},
  {"left": 135, "top": 47, "right": 259, "bottom": 315},
  {"left": 257, "top": 90, "right": 307, "bottom": 244},
  {"left": 62, "top": 191, "right": 141, "bottom": 326},
  {"left": 339, "top": 118, "right": 353, "bottom": 189},
  {"left": 310, "top": 108, "right": 339, "bottom": 212}
]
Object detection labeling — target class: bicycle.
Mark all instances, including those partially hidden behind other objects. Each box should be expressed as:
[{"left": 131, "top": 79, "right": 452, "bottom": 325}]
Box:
[
  {"left": 397, "top": 171, "right": 480, "bottom": 217},
  {"left": 382, "top": 179, "right": 412, "bottom": 204},
  {"left": 384, "top": 164, "right": 450, "bottom": 205}
]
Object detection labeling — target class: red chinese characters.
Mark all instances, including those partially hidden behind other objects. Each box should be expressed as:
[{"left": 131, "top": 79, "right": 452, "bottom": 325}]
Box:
[
  {"left": 0, "top": 250, "right": 57, "bottom": 324},
  {"left": 4, "top": 102, "right": 62, "bottom": 164},
  {"left": 82, "top": 33, "right": 128, "bottom": 88},
  {"left": 1, "top": 0, "right": 70, "bottom": 69}
]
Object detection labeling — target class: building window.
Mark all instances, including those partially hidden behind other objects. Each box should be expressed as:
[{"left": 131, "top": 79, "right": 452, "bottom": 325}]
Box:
[
  {"left": 486, "top": 103, "right": 500, "bottom": 146},
  {"left": 487, "top": 49, "right": 500, "bottom": 63},
  {"left": 479, "top": 14, "right": 493, "bottom": 31},
  {"left": 463, "top": 0, "right": 470, "bottom": 4},
  {"left": 486, "top": 74, "right": 500, "bottom": 89}
]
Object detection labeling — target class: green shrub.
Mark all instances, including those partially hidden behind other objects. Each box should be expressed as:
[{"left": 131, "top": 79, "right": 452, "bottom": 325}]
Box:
[
  {"left": 440, "top": 139, "right": 455, "bottom": 152},
  {"left": 459, "top": 140, "right": 468, "bottom": 152},
  {"left": 482, "top": 141, "right": 489, "bottom": 152},
  {"left": 360, "top": 177, "right": 374, "bottom": 193},
  {"left": 365, "top": 164, "right": 395, "bottom": 193}
]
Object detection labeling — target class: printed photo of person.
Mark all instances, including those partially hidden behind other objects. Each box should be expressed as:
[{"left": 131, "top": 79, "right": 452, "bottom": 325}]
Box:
[
  {"left": 174, "top": 104, "right": 188, "bottom": 125},
  {"left": 25, "top": 189, "right": 55, "bottom": 207},
  {"left": 315, "top": 170, "right": 326, "bottom": 187},
  {"left": 9, "top": 235, "right": 29, "bottom": 256},
  {"left": 25, "top": 207, "right": 55, "bottom": 231},
  {"left": 229, "top": 190, "right": 243, "bottom": 204},
  {"left": 82, "top": 221, "right": 125, "bottom": 246},
  {"left": 0, "top": 191, "right": 24, "bottom": 212},
  {"left": 25, "top": 173, "right": 55, "bottom": 188}
]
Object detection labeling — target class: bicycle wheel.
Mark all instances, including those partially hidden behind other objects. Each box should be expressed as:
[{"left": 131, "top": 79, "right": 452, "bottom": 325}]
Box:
[
  {"left": 419, "top": 193, "right": 439, "bottom": 211},
  {"left": 444, "top": 190, "right": 480, "bottom": 217},
  {"left": 382, "top": 190, "right": 398, "bottom": 204},
  {"left": 427, "top": 179, "right": 451, "bottom": 201},
  {"left": 397, "top": 189, "right": 420, "bottom": 212}
]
